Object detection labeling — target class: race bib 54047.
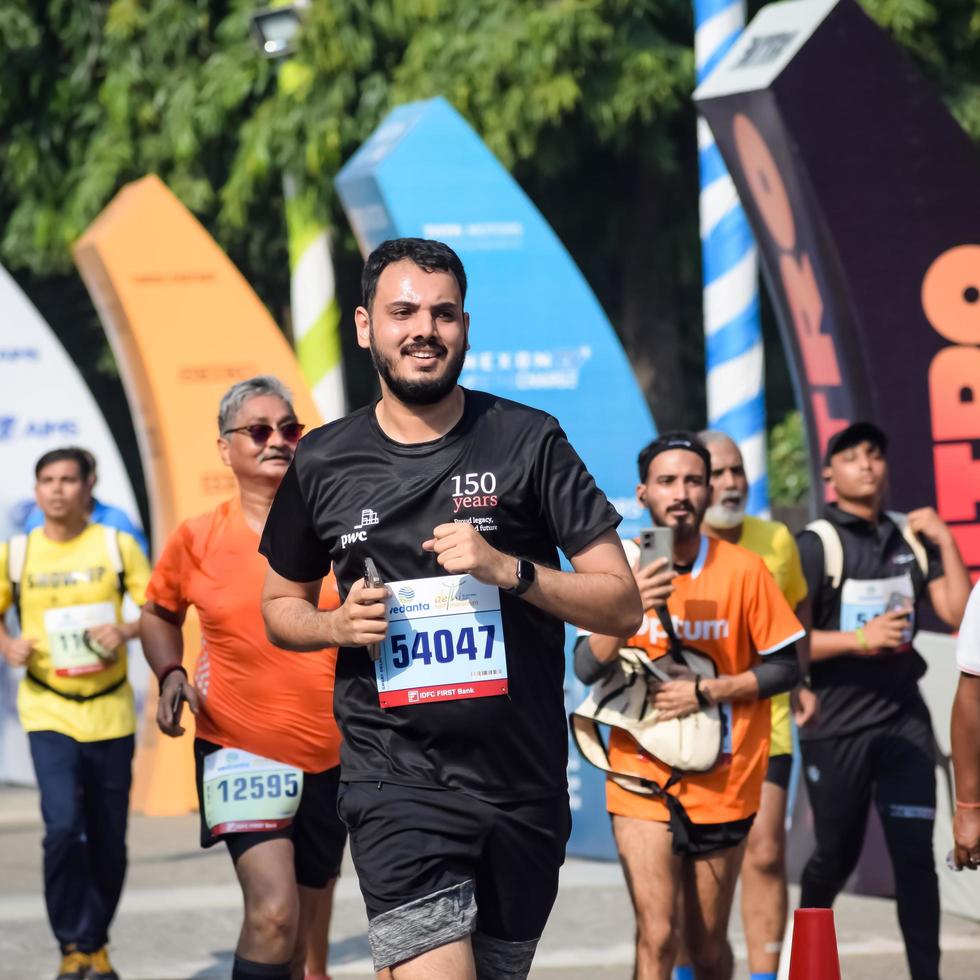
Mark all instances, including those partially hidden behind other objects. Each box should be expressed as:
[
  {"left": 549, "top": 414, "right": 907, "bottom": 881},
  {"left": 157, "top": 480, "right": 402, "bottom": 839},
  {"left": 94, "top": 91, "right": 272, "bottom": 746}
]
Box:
[{"left": 374, "top": 574, "right": 509, "bottom": 708}]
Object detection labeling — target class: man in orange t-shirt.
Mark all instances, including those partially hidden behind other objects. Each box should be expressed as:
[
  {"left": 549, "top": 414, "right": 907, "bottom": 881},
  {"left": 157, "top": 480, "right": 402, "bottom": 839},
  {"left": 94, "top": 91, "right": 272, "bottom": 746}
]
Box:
[
  {"left": 140, "top": 377, "right": 344, "bottom": 980},
  {"left": 576, "top": 432, "right": 802, "bottom": 980}
]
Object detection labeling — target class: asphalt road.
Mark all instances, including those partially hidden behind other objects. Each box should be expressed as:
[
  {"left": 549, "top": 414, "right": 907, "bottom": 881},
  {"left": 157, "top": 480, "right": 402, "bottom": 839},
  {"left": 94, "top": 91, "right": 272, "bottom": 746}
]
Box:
[{"left": 3, "top": 785, "right": 980, "bottom": 979}]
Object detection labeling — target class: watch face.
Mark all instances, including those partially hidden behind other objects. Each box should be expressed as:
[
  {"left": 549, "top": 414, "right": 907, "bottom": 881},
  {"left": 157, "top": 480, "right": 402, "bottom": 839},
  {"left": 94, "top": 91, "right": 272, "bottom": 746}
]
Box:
[{"left": 512, "top": 559, "right": 535, "bottom": 594}]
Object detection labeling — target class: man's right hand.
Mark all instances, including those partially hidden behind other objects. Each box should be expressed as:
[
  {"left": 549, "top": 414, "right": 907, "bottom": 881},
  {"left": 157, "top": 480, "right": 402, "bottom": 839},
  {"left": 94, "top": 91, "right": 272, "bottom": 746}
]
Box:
[
  {"left": 859, "top": 610, "right": 910, "bottom": 653},
  {"left": 1, "top": 636, "right": 35, "bottom": 668},
  {"left": 953, "top": 806, "right": 980, "bottom": 870},
  {"left": 633, "top": 556, "right": 677, "bottom": 611},
  {"left": 157, "top": 670, "right": 201, "bottom": 738},
  {"left": 332, "top": 578, "right": 390, "bottom": 647}
]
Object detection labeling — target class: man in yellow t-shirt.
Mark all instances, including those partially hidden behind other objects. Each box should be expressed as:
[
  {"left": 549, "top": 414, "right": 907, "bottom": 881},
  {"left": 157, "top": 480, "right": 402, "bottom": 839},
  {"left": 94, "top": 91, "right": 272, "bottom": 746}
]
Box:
[
  {"left": 0, "top": 448, "right": 149, "bottom": 980},
  {"left": 698, "top": 430, "right": 814, "bottom": 980}
]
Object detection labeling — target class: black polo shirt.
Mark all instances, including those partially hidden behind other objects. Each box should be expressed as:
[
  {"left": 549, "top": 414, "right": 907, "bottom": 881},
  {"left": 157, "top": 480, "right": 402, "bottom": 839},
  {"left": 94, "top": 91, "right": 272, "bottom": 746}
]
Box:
[{"left": 796, "top": 505, "right": 942, "bottom": 740}]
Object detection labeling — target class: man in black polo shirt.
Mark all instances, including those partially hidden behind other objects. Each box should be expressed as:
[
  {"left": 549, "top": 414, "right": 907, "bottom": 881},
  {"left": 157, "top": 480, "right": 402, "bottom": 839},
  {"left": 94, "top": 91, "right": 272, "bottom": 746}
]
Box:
[
  {"left": 796, "top": 421, "right": 970, "bottom": 980},
  {"left": 259, "top": 238, "right": 642, "bottom": 980}
]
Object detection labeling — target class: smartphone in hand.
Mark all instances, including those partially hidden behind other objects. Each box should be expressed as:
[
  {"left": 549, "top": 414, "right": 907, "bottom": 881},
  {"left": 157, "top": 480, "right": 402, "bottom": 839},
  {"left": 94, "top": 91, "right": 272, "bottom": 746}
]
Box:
[
  {"left": 170, "top": 684, "right": 186, "bottom": 727},
  {"left": 639, "top": 527, "right": 674, "bottom": 574},
  {"left": 363, "top": 558, "right": 384, "bottom": 662},
  {"left": 886, "top": 591, "right": 914, "bottom": 647}
]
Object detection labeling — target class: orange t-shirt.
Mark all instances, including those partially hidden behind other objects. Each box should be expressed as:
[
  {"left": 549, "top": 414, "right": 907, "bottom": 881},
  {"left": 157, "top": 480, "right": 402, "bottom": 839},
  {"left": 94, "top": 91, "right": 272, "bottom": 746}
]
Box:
[
  {"left": 606, "top": 536, "right": 804, "bottom": 824},
  {"left": 146, "top": 497, "right": 342, "bottom": 773}
]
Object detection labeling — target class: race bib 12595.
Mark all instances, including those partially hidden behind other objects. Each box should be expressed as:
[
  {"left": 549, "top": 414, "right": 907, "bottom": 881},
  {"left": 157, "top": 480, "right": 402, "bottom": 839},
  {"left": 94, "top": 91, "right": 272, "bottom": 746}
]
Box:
[{"left": 202, "top": 747, "right": 303, "bottom": 836}]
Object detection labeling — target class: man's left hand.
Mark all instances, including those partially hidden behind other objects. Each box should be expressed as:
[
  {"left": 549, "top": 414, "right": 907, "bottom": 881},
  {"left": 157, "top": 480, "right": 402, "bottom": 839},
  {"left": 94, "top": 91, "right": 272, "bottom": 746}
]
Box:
[
  {"left": 907, "top": 507, "right": 951, "bottom": 546},
  {"left": 85, "top": 624, "right": 127, "bottom": 660},
  {"left": 649, "top": 678, "right": 700, "bottom": 721},
  {"left": 792, "top": 685, "right": 820, "bottom": 727},
  {"left": 423, "top": 522, "right": 515, "bottom": 588}
]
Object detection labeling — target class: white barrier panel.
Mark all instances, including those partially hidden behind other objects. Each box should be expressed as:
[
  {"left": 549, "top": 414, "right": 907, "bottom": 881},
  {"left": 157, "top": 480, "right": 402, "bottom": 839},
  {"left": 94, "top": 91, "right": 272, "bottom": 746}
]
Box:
[{"left": 0, "top": 264, "right": 144, "bottom": 785}]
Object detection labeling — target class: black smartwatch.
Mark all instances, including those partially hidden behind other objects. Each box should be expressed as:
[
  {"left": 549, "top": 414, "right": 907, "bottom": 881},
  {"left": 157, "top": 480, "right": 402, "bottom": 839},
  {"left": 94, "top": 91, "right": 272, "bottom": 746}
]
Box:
[
  {"left": 694, "top": 675, "right": 712, "bottom": 709},
  {"left": 507, "top": 558, "right": 535, "bottom": 596}
]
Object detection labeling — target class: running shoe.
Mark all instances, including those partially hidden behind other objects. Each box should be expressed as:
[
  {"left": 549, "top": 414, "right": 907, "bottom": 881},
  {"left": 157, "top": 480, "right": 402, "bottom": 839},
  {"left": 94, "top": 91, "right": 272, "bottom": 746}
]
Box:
[
  {"left": 86, "top": 947, "right": 119, "bottom": 980},
  {"left": 55, "top": 947, "right": 89, "bottom": 980}
]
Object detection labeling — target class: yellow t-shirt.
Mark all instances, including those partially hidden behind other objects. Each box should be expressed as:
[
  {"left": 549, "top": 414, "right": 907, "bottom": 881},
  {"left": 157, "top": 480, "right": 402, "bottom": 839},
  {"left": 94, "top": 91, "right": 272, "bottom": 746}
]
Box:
[
  {"left": 738, "top": 514, "right": 808, "bottom": 757},
  {"left": 0, "top": 524, "right": 150, "bottom": 742}
]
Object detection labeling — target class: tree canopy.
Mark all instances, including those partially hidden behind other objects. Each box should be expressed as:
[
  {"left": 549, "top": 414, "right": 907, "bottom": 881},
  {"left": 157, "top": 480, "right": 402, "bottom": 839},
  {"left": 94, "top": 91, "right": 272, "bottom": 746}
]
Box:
[{"left": 1, "top": 0, "right": 977, "bottom": 472}]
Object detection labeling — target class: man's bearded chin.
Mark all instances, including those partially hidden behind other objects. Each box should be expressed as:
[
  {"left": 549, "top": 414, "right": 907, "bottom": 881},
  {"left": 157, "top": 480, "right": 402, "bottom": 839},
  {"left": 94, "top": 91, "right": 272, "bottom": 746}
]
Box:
[
  {"left": 654, "top": 502, "right": 705, "bottom": 542},
  {"left": 704, "top": 502, "right": 746, "bottom": 530},
  {"left": 370, "top": 330, "right": 466, "bottom": 406}
]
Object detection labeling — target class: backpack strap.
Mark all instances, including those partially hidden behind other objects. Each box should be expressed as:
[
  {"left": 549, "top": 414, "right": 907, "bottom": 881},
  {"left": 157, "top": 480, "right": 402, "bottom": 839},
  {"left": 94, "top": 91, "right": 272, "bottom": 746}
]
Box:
[
  {"left": 654, "top": 606, "right": 687, "bottom": 667},
  {"left": 885, "top": 511, "right": 929, "bottom": 578},
  {"left": 7, "top": 533, "right": 29, "bottom": 620},
  {"left": 805, "top": 519, "right": 844, "bottom": 589},
  {"left": 102, "top": 526, "right": 126, "bottom": 598}
]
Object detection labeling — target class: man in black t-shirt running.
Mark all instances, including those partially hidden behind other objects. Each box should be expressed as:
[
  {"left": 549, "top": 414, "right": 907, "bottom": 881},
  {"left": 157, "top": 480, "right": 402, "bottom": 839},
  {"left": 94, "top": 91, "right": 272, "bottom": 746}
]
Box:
[
  {"left": 796, "top": 421, "right": 970, "bottom": 980},
  {"left": 260, "top": 238, "right": 642, "bottom": 980}
]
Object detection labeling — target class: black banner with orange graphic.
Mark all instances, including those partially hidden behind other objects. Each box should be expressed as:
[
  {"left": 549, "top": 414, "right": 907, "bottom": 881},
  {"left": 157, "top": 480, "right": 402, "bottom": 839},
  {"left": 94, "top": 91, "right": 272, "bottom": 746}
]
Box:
[{"left": 695, "top": 0, "right": 980, "bottom": 581}]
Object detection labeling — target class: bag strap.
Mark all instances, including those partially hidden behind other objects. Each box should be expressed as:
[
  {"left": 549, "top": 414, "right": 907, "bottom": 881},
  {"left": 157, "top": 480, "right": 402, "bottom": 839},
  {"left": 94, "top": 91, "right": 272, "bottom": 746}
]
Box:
[
  {"left": 569, "top": 713, "right": 679, "bottom": 796},
  {"left": 807, "top": 514, "right": 928, "bottom": 588},
  {"left": 654, "top": 606, "right": 687, "bottom": 666},
  {"left": 102, "top": 526, "right": 126, "bottom": 598},
  {"left": 25, "top": 670, "right": 127, "bottom": 702},
  {"left": 805, "top": 519, "right": 844, "bottom": 588},
  {"left": 885, "top": 511, "right": 929, "bottom": 578},
  {"left": 7, "top": 533, "right": 28, "bottom": 621}
]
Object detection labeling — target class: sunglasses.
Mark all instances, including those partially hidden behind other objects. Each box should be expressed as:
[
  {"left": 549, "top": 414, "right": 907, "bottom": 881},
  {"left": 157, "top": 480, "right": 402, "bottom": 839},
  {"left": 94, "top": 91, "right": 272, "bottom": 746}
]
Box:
[{"left": 223, "top": 422, "right": 305, "bottom": 445}]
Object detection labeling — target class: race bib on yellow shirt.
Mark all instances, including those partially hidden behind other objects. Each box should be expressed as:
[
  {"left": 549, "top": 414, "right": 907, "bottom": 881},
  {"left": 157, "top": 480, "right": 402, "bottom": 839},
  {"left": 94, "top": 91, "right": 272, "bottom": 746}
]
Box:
[
  {"left": 43, "top": 602, "right": 117, "bottom": 677},
  {"left": 375, "top": 574, "right": 508, "bottom": 708},
  {"left": 202, "top": 748, "right": 303, "bottom": 835}
]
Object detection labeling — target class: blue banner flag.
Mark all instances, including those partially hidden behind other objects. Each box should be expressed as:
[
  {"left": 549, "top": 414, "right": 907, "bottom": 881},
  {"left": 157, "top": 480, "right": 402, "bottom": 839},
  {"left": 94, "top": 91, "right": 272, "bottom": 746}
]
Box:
[{"left": 337, "top": 97, "right": 658, "bottom": 857}]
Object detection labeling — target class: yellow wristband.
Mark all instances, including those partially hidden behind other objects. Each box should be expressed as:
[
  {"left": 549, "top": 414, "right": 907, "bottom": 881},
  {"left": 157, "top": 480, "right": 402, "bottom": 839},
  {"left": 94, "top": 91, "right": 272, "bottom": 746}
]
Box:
[{"left": 855, "top": 626, "right": 870, "bottom": 651}]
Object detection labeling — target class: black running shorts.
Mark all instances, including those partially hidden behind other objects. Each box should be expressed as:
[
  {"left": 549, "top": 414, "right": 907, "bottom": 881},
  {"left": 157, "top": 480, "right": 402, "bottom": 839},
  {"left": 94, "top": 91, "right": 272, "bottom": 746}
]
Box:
[
  {"left": 765, "top": 753, "right": 793, "bottom": 791},
  {"left": 677, "top": 814, "right": 755, "bottom": 857},
  {"left": 337, "top": 780, "right": 571, "bottom": 972},
  {"left": 194, "top": 738, "right": 347, "bottom": 889}
]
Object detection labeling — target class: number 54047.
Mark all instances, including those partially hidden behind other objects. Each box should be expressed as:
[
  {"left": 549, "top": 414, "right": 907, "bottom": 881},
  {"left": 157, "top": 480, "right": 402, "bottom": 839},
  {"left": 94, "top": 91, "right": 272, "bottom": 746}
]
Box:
[{"left": 390, "top": 624, "right": 496, "bottom": 669}]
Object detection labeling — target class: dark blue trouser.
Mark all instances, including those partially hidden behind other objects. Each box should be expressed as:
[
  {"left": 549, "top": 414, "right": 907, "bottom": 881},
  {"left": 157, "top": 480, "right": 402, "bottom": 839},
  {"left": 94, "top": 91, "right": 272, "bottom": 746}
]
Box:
[
  {"left": 800, "top": 699, "right": 940, "bottom": 980},
  {"left": 28, "top": 731, "right": 134, "bottom": 953}
]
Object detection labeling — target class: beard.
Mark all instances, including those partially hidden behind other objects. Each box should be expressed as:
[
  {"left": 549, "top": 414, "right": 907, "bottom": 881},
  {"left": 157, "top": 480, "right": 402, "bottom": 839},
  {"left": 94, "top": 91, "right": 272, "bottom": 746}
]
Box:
[
  {"left": 651, "top": 500, "right": 707, "bottom": 542},
  {"left": 370, "top": 328, "right": 466, "bottom": 406},
  {"left": 704, "top": 502, "right": 746, "bottom": 530}
]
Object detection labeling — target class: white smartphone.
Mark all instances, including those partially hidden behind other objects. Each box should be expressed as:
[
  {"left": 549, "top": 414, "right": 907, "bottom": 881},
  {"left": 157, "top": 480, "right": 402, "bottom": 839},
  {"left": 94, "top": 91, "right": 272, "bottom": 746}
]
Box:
[
  {"left": 639, "top": 527, "right": 674, "bottom": 574},
  {"left": 363, "top": 558, "right": 384, "bottom": 662}
]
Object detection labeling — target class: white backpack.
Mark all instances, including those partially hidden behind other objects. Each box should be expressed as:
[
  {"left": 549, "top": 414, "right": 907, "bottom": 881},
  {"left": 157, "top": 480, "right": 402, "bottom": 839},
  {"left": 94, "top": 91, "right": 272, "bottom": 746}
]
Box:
[
  {"left": 7, "top": 526, "right": 125, "bottom": 618},
  {"left": 805, "top": 511, "right": 928, "bottom": 588}
]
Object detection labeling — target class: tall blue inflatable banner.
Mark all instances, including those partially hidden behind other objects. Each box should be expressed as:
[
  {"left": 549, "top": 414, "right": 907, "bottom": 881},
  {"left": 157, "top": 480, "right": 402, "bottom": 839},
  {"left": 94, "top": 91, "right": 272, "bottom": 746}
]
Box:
[{"left": 336, "top": 97, "right": 657, "bottom": 858}]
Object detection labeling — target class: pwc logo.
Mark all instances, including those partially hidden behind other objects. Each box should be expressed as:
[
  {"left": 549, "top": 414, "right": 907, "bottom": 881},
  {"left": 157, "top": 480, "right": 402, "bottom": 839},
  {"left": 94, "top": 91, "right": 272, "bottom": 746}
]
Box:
[
  {"left": 733, "top": 113, "right": 849, "bottom": 458},
  {"left": 340, "top": 508, "right": 380, "bottom": 550},
  {"left": 922, "top": 244, "right": 980, "bottom": 573}
]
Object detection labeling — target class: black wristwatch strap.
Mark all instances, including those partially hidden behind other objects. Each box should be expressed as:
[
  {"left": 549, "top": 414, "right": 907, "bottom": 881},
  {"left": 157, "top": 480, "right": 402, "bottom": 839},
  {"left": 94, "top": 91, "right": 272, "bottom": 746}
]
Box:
[
  {"left": 509, "top": 558, "right": 535, "bottom": 596},
  {"left": 694, "top": 675, "right": 711, "bottom": 709}
]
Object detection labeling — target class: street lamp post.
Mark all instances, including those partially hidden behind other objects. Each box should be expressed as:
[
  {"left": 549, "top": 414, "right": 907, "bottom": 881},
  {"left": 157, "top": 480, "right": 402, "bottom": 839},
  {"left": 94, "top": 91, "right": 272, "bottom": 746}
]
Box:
[{"left": 250, "top": 1, "right": 348, "bottom": 423}]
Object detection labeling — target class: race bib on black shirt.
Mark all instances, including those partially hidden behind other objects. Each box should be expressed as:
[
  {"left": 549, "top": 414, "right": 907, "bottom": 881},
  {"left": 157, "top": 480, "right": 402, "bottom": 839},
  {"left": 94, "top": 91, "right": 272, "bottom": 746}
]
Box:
[{"left": 260, "top": 389, "right": 621, "bottom": 801}]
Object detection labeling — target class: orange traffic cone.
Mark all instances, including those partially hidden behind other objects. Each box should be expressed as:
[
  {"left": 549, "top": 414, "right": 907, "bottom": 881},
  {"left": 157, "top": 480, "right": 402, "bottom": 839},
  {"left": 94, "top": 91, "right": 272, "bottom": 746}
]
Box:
[{"left": 788, "top": 908, "right": 842, "bottom": 980}]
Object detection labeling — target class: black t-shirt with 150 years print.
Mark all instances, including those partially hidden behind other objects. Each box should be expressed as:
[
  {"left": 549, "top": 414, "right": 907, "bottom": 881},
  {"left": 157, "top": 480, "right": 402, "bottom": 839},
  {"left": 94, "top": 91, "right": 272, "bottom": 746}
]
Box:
[{"left": 259, "top": 389, "right": 621, "bottom": 802}]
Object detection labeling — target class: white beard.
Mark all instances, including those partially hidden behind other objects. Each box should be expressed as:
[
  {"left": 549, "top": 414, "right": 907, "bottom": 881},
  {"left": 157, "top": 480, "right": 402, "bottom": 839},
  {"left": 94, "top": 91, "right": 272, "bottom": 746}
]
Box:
[{"left": 704, "top": 503, "right": 746, "bottom": 530}]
